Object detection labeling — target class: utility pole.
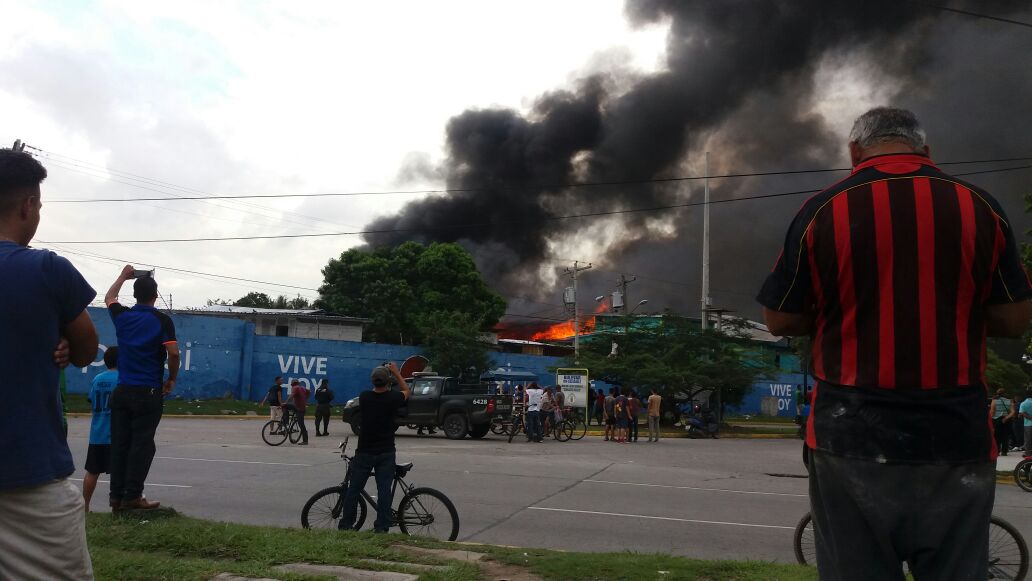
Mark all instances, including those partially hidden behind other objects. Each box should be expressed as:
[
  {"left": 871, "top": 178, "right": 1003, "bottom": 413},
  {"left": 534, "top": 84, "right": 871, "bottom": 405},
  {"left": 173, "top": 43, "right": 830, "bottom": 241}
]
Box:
[
  {"left": 701, "top": 151, "right": 711, "bottom": 330},
  {"left": 564, "top": 261, "right": 592, "bottom": 362},
  {"left": 616, "top": 274, "right": 636, "bottom": 313}
]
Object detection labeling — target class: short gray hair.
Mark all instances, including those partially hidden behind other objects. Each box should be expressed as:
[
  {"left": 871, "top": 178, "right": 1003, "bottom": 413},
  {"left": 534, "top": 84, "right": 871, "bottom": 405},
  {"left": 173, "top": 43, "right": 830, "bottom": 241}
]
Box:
[{"left": 848, "top": 107, "right": 926, "bottom": 149}]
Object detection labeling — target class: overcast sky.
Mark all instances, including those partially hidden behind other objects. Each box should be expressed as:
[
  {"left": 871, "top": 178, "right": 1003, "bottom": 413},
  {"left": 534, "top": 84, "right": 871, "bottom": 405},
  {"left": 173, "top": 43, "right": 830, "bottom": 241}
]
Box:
[
  {"left": 0, "top": 0, "right": 668, "bottom": 307},
  {"left": 2, "top": 1, "right": 1027, "bottom": 320}
]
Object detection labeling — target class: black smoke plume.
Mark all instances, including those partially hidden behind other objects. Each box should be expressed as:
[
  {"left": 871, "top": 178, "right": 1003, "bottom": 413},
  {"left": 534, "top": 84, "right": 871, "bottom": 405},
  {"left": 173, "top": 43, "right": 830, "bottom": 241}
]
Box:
[{"left": 366, "top": 1, "right": 1032, "bottom": 321}]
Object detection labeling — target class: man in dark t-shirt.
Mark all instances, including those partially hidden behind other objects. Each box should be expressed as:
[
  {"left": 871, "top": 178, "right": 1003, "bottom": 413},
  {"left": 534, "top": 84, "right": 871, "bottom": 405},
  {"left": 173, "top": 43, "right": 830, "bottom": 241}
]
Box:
[
  {"left": 339, "top": 362, "right": 410, "bottom": 533},
  {"left": 0, "top": 149, "right": 99, "bottom": 579},
  {"left": 259, "top": 376, "right": 284, "bottom": 424}
]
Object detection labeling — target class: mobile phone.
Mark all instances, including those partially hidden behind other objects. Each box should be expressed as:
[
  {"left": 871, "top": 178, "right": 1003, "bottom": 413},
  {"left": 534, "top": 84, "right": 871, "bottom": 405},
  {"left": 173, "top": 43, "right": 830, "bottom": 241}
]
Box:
[{"left": 132, "top": 269, "right": 154, "bottom": 279}]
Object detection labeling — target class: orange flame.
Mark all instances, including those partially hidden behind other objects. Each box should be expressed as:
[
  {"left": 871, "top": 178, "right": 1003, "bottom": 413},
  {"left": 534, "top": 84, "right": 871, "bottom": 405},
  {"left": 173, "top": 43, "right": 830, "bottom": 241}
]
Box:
[{"left": 529, "top": 303, "right": 607, "bottom": 341}]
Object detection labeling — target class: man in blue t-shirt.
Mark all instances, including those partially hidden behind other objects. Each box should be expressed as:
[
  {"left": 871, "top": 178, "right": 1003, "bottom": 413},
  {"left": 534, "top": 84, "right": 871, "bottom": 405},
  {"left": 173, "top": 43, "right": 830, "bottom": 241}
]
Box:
[
  {"left": 0, "top": 149, "right": 99, "bottom": 580},
  {"left": 104, "top": 266, "right": 179, "bottom": 511},
  {"left": 105, "top": 264, "right": 179, "bottom": 511},
  {"left": 1020, "top": 387, "right": 1032, "bottom": 456},
  {"left": 84, "top": 346, "right": 118, "bottom": 512}
]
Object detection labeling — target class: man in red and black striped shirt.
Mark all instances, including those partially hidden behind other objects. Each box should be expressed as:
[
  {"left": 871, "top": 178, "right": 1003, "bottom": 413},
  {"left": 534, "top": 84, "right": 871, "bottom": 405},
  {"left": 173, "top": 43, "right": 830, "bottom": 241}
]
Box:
[{"left": 758, "top": 107, "right": 1032, "bottom": 580}]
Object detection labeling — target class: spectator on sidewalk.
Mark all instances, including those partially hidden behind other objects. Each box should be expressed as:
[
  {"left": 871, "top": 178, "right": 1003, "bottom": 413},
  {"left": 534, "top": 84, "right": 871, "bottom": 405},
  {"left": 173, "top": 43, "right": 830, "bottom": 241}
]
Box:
[
  {"left": 83, "top": 347, "right": 118, "bottom": 512},
  {"left": 0, "top": 148, "right": 99, "bottom": 580},
  {"left": 1021, "top": 388, "right": 1032, "bottom": 455},
  {"left": 758, "top": 107, "right": 1032, "bottom": 580},
  {"left": 1013, "top": 394, "right": 1026, "bottom": 452},
  {"left": 647, "top": 389, "right": 662, "bottom": 442},
  {"left": 283, "top": 380, "right": 309, "bottom": 445},
  {"left": 990, "top": 388, "right": 1015, "bottom": 456},
  {"left": 105, "top": 265, "right": 178, "bottom": 511},
  {"left": 595, "top": 389, "right": 605, "bottom": 427},
  {"left": 627, "top": 391, "right": 641, "bottom": 442},
  {"left": 525, "top": 383, "right": 544, "bottom": 443},
  {"left": 540, "top": 386, "right": 556, "bottom": 436},
  {"left": 604, "top": 387, "right": 617, "bottom": 441},
  {"left": 613, "top": 390, "right": 629, "bottom": 443},
  {"left": 259, "top": 376, "right": 285, "bottom": 424},
  {"left": 314, "top": 379, "right": 334, "bottom": 437}
]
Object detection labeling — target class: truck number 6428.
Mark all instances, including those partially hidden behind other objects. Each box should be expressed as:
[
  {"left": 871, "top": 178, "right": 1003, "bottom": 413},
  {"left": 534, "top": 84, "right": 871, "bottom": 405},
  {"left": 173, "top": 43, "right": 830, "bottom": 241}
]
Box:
[{"left": 473, "top": 398, "right": 488, "bottom": 405}]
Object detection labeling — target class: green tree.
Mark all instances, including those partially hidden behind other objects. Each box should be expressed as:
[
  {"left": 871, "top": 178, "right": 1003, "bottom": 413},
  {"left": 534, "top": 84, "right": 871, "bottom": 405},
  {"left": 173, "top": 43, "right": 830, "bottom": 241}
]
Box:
[
  {"left": 987, "top": 349, "right": 1029, "bottom": 396},
  {"left": 570, "top": 314, "right": 777, "bottom": 415},
  {"left": 234, "top": 292, "right": 274, "bottom": 308},
  {"left": 318, "top": 242, "right": 506, "bottom": 344},
  {"left": 418, "top": 311, "right": 492, "bottom": 378}
]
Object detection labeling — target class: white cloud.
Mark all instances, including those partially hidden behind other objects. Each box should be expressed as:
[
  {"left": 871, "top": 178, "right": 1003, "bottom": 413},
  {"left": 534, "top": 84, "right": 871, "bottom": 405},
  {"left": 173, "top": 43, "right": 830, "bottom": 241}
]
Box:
[{"left": 0, "top": 0, "right": 667, "bottom": 307}]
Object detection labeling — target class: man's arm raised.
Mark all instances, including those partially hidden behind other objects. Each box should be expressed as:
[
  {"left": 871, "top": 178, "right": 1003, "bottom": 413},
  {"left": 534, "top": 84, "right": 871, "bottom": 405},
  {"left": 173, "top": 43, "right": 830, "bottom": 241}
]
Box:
[{"left": 389, "top": 362, "right": 410, "bottom": 400}]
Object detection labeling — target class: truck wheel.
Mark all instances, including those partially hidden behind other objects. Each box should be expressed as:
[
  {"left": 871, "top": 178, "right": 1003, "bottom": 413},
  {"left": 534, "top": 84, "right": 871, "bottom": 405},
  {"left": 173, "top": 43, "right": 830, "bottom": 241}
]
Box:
[
  {"left": 442, "top": 414, "right": 468, "bottom": 440},
  {"left": 469, "top": 424, "right": 490, "bottom": 439},
  {"left": 349, "top": 413, "right": 362, "bottom": 436}
]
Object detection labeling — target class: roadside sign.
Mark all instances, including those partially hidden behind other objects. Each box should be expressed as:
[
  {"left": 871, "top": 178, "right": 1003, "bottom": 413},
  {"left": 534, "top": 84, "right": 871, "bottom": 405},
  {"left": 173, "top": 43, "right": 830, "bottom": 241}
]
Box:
[{"left": 556, "top": 368, "right": 589, "bottom": 408}]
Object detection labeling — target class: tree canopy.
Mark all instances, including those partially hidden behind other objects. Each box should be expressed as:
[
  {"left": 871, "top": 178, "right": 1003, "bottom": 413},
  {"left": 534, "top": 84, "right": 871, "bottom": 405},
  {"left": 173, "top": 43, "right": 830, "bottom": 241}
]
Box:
[
  {"left": 317, "top": 242, "right": 506, "bottom": 345},
  {"left": 232, "top": 292, "right": 310, "bottom": 309},
  {"left": 570, "top": 314, "right": 778, "bottom": 412}
]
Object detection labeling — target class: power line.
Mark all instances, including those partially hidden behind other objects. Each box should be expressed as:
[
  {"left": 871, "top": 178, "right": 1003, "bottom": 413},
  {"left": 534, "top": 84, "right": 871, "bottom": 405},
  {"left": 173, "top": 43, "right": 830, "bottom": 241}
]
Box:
[
  {"left": 907, "top": 0, "right": 1032, "bottom": 29},
  {"left": 35, "top": 242, "right": 321, "bottom": 295},
  {"left": 40, "top": 162, "right": 1032, "bottom": 245},
  {"left": 36, "top": 146, "right": 1032, "bottom": 203},
  {"left": 30, "top": 148, "right": 359, "bottom": 230}
]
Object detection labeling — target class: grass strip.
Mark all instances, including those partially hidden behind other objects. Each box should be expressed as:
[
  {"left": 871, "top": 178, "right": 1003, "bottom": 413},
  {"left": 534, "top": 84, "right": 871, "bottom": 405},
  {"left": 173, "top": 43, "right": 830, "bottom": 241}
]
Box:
[{"left": 86, "top": 512, "right": 815, "bottom": 580}]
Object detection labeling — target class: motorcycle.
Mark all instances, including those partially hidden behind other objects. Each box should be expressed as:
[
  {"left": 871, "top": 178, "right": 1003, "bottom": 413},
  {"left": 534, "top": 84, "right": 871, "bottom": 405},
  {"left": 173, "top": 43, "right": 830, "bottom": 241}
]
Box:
[{"left": 683, "top": 405, "right": 719, "bottom": 438}]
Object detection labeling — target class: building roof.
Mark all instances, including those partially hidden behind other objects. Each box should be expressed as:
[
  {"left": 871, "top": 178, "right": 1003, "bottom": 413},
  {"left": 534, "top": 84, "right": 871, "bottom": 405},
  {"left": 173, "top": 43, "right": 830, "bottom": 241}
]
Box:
[{"left": 181, "top": 306, "right": 371, "bottom": 324}]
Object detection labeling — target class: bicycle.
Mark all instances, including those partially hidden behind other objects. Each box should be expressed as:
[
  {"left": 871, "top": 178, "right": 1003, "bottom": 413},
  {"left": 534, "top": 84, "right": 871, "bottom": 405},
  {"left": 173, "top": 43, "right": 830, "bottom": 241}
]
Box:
[
  {"left": 1013, "top": 455, "right": 1032, "bottom": 492},
  {"left": 507, "top": 408, "right": 526, "bottom": 443},
  {"left": 559, "top": 407, "right": 587, "bottom": 441},
  {"left": 301, "top": 438, "right": 460, "bottom": 541},
  {"left": 261, "top": 408, "right": 303, "bottom": 446},
  {"left": 792, "top": 513, "right": 1028, "bottom": 580}
]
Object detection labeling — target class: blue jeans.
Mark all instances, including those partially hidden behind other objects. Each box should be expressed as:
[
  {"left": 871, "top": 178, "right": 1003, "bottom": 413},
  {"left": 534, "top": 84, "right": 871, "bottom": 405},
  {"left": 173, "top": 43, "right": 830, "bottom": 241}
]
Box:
[
  {"left": 526, "top": 410, "right": 542, "bottom": 441},
  {"left": 339, "top": 451, "right": 396, "bottom": 532}
]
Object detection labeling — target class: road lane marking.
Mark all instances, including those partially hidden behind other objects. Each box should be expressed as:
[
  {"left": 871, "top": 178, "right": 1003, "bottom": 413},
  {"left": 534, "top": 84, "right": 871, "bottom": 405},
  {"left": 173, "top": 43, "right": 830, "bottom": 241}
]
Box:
[
  {"left": 527, "top": 507, "right": 794, "bottom": 530},
  {"left": 584, "top": 479, "right": 807, "bottom": 498},
  {"left": 67, "top": 478, "right": 191, "bottom": 488},
  {"left": 155, "top": 456, "right": 312, "bottom": 467}
]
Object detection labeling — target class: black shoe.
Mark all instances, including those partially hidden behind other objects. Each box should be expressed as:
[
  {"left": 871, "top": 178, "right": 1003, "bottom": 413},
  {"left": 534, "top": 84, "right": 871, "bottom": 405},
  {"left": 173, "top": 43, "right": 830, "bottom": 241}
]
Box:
[{"left": 299, "top": 441, "right": 308, "bottom": 445}]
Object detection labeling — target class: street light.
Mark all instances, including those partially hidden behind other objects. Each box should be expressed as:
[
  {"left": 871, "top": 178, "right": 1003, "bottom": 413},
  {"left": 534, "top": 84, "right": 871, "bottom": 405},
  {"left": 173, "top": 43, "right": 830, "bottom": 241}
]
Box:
[{"left": 630, "top": 299, "right": 648, "bottom": 313}]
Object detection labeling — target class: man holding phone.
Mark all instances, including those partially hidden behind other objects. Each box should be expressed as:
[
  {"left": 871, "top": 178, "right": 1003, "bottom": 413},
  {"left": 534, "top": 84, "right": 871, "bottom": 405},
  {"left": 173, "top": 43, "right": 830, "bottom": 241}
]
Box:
[
  {"left": 104, "top": 265, "right": 178, "bottom": 511},
  {"left": 339, "top": 362, "right": 409, "bottom": 533}
]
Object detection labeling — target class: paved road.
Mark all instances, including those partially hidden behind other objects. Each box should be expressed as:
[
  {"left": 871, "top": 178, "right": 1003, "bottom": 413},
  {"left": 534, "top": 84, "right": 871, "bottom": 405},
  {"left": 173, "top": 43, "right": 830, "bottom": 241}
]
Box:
[{"left": 67, "top": 417, "right": 1032, "bottom": 563}]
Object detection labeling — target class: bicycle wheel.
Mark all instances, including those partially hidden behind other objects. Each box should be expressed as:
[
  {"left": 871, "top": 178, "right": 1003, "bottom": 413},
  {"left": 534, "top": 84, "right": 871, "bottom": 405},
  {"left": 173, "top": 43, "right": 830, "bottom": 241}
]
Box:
[
  {"left": 988, "top": 515, "right": 1028, "bottom": 581},
  {"left": 1014, "top": 459, "right": 1032, "bottom": 492},
  {"left": 398, "top": 487, "right": 460, "bottom": 541},
  {"left": 261, "top": 420, "right": 287, "bottom": 446},
  {"left": 288, "top": 420, "right": 303, "bottom": 444},
  {"left": 793, "top": 512, "right": 816, "bottom": 566},
  {"left": 554, "top": 419, "right": 573, "bottom": 442},
  {"left": 301, "top": 486, "right": 367, "bottom": 530},
  {"left": 569, "top": 416, "right": 587, "bottom": 441},
  {"left": 508, "top": 418, "right": 523, "bottom": 443}
]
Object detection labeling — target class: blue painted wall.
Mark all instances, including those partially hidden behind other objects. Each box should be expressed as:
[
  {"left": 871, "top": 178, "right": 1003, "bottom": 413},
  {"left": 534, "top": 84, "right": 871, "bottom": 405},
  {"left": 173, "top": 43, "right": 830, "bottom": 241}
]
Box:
[
  {"left": 69, "top": 307, "right": 565, "bottom": 404},
  {"left": 69, "top": 307, "right": 795, "bottom": 413},
  {"left": 729, "top": 372, "right": 809, "bottom": 417}
]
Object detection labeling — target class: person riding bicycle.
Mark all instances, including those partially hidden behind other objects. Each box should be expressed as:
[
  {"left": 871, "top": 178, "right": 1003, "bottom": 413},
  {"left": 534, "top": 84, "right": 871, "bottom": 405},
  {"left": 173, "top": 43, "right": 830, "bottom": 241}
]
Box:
[
  {"left": 282, "top": 380, "right": 309, "bottom": 445},
  {"left": 339, "top": 362, "right": 410, "bottom": 533}
]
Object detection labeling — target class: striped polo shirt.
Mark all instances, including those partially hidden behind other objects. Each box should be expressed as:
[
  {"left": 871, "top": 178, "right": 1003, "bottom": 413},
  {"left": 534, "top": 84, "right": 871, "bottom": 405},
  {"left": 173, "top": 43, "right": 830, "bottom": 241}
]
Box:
[{"left": 758, "top": 153, "right": 1032, "bottom": 463}]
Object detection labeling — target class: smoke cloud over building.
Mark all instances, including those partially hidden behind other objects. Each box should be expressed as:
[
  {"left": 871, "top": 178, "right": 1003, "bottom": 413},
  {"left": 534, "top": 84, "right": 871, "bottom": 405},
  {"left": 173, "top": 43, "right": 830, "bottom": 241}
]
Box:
[{"left": 365, "top": 1, "right": 1032, "bottom": 323}]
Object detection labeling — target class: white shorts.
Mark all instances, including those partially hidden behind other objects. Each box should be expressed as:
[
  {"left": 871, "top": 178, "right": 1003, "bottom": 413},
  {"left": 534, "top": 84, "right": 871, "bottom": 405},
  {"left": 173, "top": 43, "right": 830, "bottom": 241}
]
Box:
[{"left": 0, "top": 478, "right": 94, "bottom": 580}]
